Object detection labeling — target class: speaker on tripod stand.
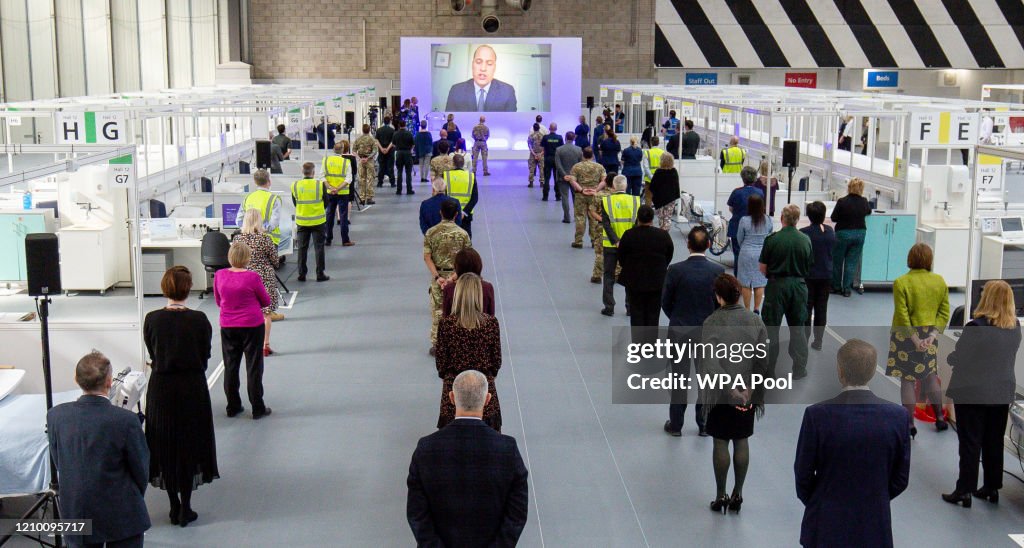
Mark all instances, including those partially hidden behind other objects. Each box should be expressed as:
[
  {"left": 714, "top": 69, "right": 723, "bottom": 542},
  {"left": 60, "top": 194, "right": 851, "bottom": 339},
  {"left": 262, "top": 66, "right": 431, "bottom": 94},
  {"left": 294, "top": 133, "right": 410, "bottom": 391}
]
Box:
[{"left": 782, "top": 140, "right": 799, "bottom": 203}]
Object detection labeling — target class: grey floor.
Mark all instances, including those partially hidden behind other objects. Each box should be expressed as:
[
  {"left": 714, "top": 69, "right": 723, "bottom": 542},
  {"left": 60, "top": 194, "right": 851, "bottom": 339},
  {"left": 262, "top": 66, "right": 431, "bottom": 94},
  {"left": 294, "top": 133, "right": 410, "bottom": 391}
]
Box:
[{"left": 5, "top": 160, "right": 1024, "bottom": 547}]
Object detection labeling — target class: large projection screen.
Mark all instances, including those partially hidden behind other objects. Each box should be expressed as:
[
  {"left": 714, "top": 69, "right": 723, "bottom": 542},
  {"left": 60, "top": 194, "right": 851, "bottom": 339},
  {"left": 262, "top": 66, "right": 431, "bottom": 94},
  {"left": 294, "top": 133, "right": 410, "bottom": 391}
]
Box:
[{"left": 401, "top": 37, "right": 582, "bottom": 153}]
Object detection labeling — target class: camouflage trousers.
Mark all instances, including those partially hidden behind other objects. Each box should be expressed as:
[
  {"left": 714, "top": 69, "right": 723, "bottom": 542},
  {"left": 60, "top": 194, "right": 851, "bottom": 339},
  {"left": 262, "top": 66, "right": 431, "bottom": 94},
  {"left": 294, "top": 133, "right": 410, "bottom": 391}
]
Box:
[
  {"left": 527, "top": 156, "right": 540, "bottom": 184},
  {"left": 573, "top": 194, "right": 602, "bottom": 246},
  {"left": 358, "top": 161, "right": 376, "bottom": 201},
  {"left": 472, "top": 143, "right": 489, "bottom": 174},
  {"left": 428, "top": 273, "right": 452, "bottom": 345}
]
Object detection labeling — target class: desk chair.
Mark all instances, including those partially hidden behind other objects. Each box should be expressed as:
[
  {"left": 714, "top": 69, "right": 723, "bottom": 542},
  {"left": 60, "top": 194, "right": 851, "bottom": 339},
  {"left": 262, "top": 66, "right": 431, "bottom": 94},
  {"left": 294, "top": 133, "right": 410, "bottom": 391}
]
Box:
[{"left": 199, "top": 231, "right": 231, "bottom": 298}]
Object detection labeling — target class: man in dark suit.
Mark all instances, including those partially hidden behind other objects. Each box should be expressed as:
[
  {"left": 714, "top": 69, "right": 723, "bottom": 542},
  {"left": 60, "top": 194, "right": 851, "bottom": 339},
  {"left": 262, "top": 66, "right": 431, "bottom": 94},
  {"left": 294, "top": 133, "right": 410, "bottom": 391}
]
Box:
[
  {"left": 407, "top": 370, "right": 529, "bottom": 547},
  {"left": 794, "top": 340, "right": 911, "bottom": 548},
  {"left": 445, "top": 45, "right": 518, "bottom": 112},
  {"left": 47, "top": 351, "right": 150, "bottom": 547},
  {"left": 617, "top": 205, "right": 674, "bottom": 328},
  {"left": 661, "top": 226, "right": 723, "bottom": 436}
]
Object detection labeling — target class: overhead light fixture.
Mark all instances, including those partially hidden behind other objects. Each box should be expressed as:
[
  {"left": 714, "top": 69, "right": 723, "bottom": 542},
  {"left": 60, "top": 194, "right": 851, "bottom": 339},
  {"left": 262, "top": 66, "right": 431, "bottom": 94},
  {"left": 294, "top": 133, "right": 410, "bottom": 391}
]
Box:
[
  {"left": 450, "top": 0, "right": 467, "bottom": 13},
  {"left": 481, "top": 0, "right": 500, "bottom": 33}
]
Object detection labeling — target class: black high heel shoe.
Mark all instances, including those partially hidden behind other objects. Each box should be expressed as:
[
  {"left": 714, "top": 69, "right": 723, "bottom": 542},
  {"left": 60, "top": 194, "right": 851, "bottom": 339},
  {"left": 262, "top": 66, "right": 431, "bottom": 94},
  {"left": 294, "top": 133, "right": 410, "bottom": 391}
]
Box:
[
  {"left": 710, "top": 496, "right": 730, "bottom": 514},
  {"left": 178, "top": 508, "right": 198, "bottom": 528},
  {"left": 935, "top": 420, "right": 949, "bottom": 432},
  {"left": 973, "top": 488, "right": 999, "bottom": 504},
  {"left": 728, "top": 494, "right": 743, "bottom": 513},
  {"left": 910, "top": 426, "right": 917, "bottom": 440},
  {"left": 941, "top": 491, "right": 972, "bottom": 508}
]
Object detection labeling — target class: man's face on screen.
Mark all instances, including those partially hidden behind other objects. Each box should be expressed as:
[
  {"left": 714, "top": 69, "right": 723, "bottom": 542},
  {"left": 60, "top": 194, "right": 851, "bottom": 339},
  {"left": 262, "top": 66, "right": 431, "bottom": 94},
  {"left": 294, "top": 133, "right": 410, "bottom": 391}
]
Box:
[{"left": 473, "top": 47, "right": 497, "bottom": 88}]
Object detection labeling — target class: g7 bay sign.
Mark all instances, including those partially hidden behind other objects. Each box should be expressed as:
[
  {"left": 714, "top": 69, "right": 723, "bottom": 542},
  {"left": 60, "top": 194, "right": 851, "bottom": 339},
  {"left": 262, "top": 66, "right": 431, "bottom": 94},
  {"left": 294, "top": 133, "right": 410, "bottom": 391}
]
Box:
[{"left": 55, "top": 111, "right": 127, "bottom": 144}]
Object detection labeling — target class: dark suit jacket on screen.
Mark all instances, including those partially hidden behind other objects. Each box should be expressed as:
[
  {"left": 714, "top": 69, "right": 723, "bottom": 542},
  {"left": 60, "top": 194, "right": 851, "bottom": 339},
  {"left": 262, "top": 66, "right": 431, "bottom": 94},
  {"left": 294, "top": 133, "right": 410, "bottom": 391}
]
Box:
[
  {"left": 47, "top": 395, "right": 151, "bottom": 545},
  {"left": 794, "top": 389, "right": 910, "bottom": 548},
  {"left": 445, "top": 79, "right": 518, "bottom": 112},
  {"left": 661, "top": 255, "right": 724, "bottom": 327},
  {"left": 407, "top": 419, "right": 529, "bottom": 547}
]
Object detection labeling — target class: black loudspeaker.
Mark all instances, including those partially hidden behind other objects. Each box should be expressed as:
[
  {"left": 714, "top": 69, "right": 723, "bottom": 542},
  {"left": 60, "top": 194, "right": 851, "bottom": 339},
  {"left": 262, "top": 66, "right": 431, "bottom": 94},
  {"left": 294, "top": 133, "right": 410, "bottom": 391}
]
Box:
[
  {"left": 782, "top": 140, "right": 799, "bottom": 168},
  {"left": 255, "top": 140, "right": 272, "bottom": 169},
  {"left": 645, "top": 110, "right": 656, "bottom": 127},
  {"left": 26, "top": 233, "right": 61, "bottom": 297},
  {"left": 586, "top": 96, "right": 594, "bottom": 109},
  {"left": 379, "top": 97, "right": 388, "bottom": 110},
  {"left": 239, "top": 161, "right": 250, "bottom": 174},
  {"left": 344, "top": 111, "right": 355, "bottom": 129}
]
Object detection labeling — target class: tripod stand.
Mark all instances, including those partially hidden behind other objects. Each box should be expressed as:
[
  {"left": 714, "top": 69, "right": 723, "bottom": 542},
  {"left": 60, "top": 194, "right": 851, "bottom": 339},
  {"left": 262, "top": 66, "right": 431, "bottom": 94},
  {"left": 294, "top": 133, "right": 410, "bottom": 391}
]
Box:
[{"left": 0, "top": 296, "right": 63, "bottom": 548}]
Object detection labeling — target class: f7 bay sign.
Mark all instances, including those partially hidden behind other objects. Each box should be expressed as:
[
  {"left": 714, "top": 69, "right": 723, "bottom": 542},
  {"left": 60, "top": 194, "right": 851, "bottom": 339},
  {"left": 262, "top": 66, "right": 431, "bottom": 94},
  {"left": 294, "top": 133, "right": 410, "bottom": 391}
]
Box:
[{"left": 55, "top": 111, "right": 127, "bottom": 144}]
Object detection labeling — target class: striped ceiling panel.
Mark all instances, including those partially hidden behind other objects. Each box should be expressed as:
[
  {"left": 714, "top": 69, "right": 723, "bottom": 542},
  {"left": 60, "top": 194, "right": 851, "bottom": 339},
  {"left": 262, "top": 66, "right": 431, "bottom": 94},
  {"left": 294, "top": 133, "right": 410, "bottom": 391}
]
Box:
[{"left": 654, "top": 0, "right": 1024, "bottom": 68}]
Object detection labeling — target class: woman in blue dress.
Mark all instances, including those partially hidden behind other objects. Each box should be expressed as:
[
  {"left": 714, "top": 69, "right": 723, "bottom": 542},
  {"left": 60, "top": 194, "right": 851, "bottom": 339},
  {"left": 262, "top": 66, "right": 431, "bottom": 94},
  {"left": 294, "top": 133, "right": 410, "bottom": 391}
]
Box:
[{"left": 736, "top": 193, "right": 772, "bottom": 313}]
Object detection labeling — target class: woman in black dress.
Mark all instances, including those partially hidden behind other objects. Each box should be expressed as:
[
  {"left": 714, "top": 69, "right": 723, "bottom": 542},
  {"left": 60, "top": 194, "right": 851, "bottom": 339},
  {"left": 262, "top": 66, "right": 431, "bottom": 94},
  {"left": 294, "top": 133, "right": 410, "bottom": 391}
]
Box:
[
  {"left": 700, "top": 273, "right": 769, "bottom": 514},
  {"left": 143, "top": 266, "right": 219, "bottom": 527}
]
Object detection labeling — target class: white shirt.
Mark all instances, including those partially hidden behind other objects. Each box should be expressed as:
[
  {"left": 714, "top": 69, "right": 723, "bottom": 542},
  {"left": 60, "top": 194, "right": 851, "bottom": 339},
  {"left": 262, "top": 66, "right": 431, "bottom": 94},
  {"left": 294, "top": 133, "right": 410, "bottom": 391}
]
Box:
[
  {"left": 980, "top": 116, "right": 994, "bottom": 144},
  {"left": 474, "top": 82, "right": 492, "bottom": 94},
  {"left": 453, "top": 416, "right": 483, "bottom": 421},
  {"left": 841, "top": 385, "right": 870, "bottom": 392},
  {"left": 689, "top": 252, "right": 707, "bottom": 258}
]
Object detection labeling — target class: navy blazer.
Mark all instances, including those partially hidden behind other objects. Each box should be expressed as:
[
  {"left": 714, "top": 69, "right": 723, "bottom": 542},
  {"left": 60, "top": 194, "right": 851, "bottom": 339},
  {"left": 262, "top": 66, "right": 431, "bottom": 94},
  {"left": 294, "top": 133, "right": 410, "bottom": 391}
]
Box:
[
  {"left": 795, "top": 389, "right": 910, "bottom": 548},
  {"left": 661, "top": 255, "right": 724, "bottom": 327},
  {"left": 407, "top": 419, "right": 529, "bottom": 547},
  {"left": 419, "top": 194, "right": 463, "bottom": 235},
  {"left": 445, "top": 80, "right": 517, "bottom": 112},
  {"left": 47, "top": 395, "right": 151, "bottom": 544}
]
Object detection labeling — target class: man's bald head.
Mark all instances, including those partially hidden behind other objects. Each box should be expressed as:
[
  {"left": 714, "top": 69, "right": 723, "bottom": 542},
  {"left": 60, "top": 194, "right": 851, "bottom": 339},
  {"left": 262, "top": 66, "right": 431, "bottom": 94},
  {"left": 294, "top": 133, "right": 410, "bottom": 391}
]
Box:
[{"left": 472, "top": 45, "right": 498, "bottom": 89}]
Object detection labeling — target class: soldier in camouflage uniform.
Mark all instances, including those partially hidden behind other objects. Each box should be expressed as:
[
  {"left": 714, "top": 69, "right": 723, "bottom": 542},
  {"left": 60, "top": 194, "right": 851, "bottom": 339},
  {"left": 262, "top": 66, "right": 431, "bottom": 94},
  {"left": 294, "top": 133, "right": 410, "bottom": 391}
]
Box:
[
  {"left": 353, "top": 124, "right": 378, "bottom": 204},
  {"left": 424, "top": 199, "right": 472, "bottom": 354},
  {"left": 568, "top": 147, "right": 608, "bottom": 282},
  {"left": 429, "top": 139, "right": 454, "bottom": 181},
  {"left": 471, "top": 116, "right": 490, "bottom": 176},
  {"left": 527, "top": 123, "right": 545, "bottom": 188}
]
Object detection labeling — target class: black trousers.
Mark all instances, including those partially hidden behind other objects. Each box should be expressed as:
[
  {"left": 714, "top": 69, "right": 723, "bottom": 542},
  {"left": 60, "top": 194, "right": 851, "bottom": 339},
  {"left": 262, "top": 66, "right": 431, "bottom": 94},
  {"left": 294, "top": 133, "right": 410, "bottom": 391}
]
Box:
[
  {"left": 295, "top": 224, "right": 326, "bottom": 278},
  {"left": 542, "top": 157, "right": 558, "bottom": 198},
  {"left": 395, "top": 150, "right": 414, "bottom": 191},
  {"left": 461, "top": 212, "right": 473, "bottom": 239},
  {"left": 602, "top": 247, "right": 618, "bottom": 311},
  {"left": 626, "top": 288, "right": 661, "bottom": 327},
  {"left": 954, "top": 403, "right": 1009, "bottom": 492},
  {"left": 75, "top": 534, "right": 144, "bottom": 548},
  {"left": 221, "top": 325, "right": 266, "bottom": 414},
  {"left": 804, "top": 278, "right": 830, "bottom": 344},
  {"left": 377, "top": 151, "right": 395, "bottom": 186},
  {"left": 669, "top": 351, "right": 705, "bottom": 432}
]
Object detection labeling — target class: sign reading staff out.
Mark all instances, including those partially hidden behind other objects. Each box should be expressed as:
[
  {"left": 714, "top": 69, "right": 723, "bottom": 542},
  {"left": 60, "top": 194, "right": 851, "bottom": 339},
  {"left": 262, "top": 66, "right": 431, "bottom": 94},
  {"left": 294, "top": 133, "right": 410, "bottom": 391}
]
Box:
[
  {"left": 785, "top": 73, "right": 817, "bottom": 88},
  {"left": 686, "top": 73, "right": 718, "bottom": 86},
  {"left": 56, "top": 111, "right": 127, "bottom": 144},
  {"left": 863, "top": 70, "right": 900, "bottom": 90}
]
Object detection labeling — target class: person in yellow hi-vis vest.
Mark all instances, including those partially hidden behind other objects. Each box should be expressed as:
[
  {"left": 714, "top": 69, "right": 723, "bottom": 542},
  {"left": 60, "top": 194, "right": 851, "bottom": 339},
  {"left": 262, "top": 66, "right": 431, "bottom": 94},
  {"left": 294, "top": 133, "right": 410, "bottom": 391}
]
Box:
[
  {"left": 642, "top": 135, "right": 665, "bottom": 205},
  {"left": 720, "top": 136, "right": 745, "bottom": 173},
  {"left": 322, "top": 142, "right": 355, "bottom": 247},
  {"left": 237, "top": 169, "right": 282, "bottom": 249},
  {"left": 442, "top": 154, "right": 479, "bottom": 239},
  {"left": 290, "top": 162, "right": 329, "bottom": 282},
  {"left": 592, "top": 175, "right": 640, "bottom": 316}
]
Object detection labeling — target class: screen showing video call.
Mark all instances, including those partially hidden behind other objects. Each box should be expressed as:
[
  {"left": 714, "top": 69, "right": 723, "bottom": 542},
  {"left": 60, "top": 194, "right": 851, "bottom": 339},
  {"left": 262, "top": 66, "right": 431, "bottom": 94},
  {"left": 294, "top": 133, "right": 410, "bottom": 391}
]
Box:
[{"left": 430, "top": 43, "right": 551, "bottom": 113}]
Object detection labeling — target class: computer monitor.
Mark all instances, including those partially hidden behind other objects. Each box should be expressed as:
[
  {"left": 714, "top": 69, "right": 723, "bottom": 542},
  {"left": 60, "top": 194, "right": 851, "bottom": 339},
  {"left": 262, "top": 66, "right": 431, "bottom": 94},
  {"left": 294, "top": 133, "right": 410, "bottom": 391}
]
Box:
[
  {"left": 149, "top": 199, "right": 167, "bottom": 219},
  {"left": 970, "top": 278, "right": 1024, "bottom": 318},
  {"left": 1000, "top": 216, "right": 1024, "bottom": 239},
  {"left": 36, "top": 200, "right": 58, "bottom": 219}
]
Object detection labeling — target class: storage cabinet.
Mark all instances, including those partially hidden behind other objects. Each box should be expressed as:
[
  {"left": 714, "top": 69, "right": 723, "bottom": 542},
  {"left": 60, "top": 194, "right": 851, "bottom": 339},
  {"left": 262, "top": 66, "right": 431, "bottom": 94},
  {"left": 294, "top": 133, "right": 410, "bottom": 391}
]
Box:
[
  {"left": 0, "top": 210, "right": 55, "bottom": 282},
  {"left": 58, "top": 225, "right": 118, "bottom": 293},
  {"left": 861, "top": 212, "right": 917, "bottom": 283}
]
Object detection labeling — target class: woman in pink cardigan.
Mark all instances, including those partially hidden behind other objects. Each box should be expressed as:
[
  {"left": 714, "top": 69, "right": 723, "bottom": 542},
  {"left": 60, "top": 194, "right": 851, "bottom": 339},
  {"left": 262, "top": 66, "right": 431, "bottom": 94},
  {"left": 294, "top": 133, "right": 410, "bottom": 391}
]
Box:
[{"left": 214, "top": 242, "right": 272, "bottom": 420}]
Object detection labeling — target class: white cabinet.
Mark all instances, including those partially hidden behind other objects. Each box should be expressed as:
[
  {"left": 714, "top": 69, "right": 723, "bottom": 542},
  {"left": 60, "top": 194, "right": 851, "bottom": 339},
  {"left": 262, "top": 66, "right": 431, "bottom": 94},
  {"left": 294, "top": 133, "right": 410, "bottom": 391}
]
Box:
[
  {"left": 58, "top": 225, "right": 118, "bottom": 293},
  {"left": 916, "top": 223, "right": 969, "bottom": 288}
]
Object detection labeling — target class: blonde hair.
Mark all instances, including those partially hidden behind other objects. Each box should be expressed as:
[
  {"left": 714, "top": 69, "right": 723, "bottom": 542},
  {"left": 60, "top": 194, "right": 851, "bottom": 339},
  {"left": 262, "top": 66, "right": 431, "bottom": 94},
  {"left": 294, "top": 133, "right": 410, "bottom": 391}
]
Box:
[
  {"left": 241, "top": 208, "right": 264, "bottom": 234},
  {"left": 973, "top": 280, "right": 1017, "bottom": 329},
  {"left": 781, "top": 204, "right": 801, "bottom": 226},
  {"left": 847, "top": 178, "right": 865, "bottom": 196},
  {"left": 452, "top": 273, "right": 486, "bottom": 330},
  {"left": 659, "top": 152, "right": 674, "bottom": 170},
  {"left": 630, "top": 136, "right": 639, "bottom": 146},
  {"left": 228, "top": 241, "right": 252, "bottom": 268}
]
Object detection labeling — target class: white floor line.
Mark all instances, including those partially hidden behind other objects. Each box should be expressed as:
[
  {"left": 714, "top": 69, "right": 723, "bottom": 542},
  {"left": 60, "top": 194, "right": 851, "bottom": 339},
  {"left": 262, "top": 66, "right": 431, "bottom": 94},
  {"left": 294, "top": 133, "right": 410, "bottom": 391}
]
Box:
[
  {"left": 482, "top": 206, "right": 546, "bottom": 548},
  {"left": 510, "top": 200, "right": 650, "bottom": 548},
  {"left": 207, "top": 360, "right": 225, "bottom": 390},
  {"left": 278, "top": 290, "right": 298, "bottom": 310}
]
